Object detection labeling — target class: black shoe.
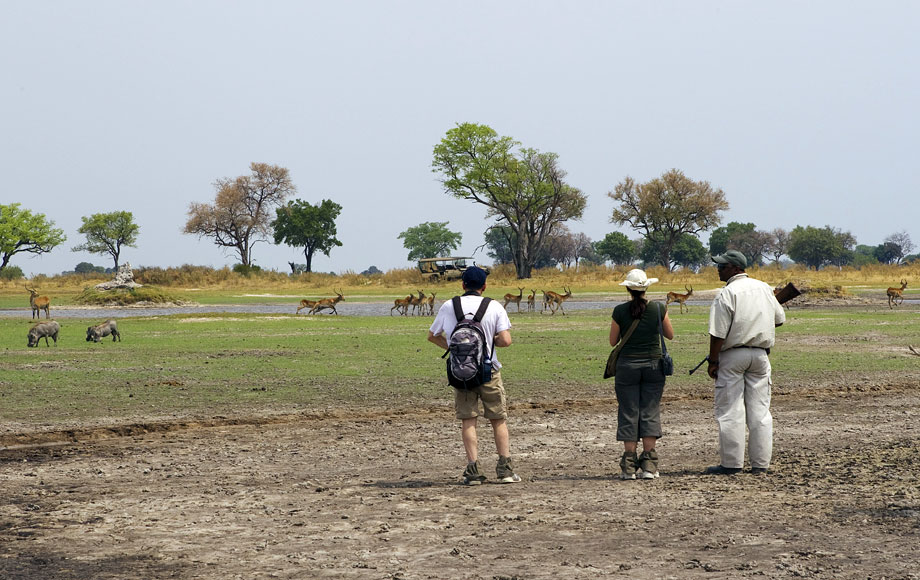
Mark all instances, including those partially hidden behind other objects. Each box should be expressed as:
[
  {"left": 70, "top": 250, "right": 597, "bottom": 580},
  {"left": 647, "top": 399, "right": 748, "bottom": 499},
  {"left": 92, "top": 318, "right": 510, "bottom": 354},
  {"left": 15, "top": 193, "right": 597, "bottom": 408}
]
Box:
[
  {"left": 750, "top": 467, "right": 768, "bottom": 476},
  {"left": 705, "top": 465, "right": 741, "bottom": 475}
]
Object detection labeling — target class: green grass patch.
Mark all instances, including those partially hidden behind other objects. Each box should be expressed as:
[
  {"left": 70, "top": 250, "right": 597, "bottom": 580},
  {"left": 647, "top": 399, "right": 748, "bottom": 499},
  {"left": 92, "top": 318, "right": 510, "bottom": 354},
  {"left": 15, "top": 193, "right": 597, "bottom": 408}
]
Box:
[{"left": 1, "top": 305, "right": 918, "bottom": 429}]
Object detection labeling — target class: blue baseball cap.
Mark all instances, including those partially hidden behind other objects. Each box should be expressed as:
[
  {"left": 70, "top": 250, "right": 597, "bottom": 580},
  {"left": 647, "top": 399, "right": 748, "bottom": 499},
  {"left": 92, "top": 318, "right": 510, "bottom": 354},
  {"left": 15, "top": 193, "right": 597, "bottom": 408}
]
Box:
[{"left": 461, "top": 266, "right": 488, "bottom": 289}]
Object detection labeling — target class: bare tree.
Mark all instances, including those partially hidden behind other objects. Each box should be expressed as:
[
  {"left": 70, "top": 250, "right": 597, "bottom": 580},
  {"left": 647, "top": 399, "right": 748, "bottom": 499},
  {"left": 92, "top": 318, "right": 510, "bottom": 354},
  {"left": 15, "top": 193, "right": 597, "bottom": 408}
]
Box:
[
  {"left": 185, "top": 163, "right": 295, "bottom": 267},
  {"left": 767, "top": 228, "right": 790, "bottom": 264},
  {"left": 884, "top": 230, "right": 915, "bottom": 265}
]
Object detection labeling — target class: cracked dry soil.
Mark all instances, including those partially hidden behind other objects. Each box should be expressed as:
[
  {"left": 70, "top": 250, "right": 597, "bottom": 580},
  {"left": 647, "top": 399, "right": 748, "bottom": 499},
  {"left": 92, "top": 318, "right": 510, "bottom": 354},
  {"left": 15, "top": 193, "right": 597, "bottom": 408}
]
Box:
[{"left": 1, "top": 382, "right": 918, "bottom": 579}]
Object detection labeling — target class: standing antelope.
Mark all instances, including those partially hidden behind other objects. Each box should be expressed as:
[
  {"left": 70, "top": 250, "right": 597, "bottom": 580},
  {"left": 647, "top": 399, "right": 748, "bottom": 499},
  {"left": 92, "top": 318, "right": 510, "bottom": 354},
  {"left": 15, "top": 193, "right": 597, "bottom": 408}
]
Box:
[
  {"left": 544, "top": 286, "right": 572, "bottom": 316},
  {"left": 424, "top": 292, "right": 437, "bottom": 316},
  {"left": 309, "top": 289, "right": 345, "bottom": 315},
  {"left": 887, "top": 279, "right": 908, "bottom": 309},
  {"left": 407, "top": 290, "right": 427, "bottom": 315},
  {"left": 665, "top": 285, "right": 693, "bottom": 314},
  {"left": 503, "top": 287, "right": 524, "bottom": 312},
  {"left": 26, "top": 286, "right": 51, "bottom": 320},
  {"left": 391, "top": 294, "right": 412, "bottom": 316},
  {"left": 527, "top": 289, "right": 536, "bottom": 312}
]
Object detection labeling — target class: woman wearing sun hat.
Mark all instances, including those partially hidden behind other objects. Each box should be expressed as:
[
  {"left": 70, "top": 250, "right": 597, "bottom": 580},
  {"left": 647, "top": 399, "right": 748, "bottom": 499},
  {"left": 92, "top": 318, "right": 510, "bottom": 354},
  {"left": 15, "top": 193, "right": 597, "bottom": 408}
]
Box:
[{"left": 610, "top": 269, "right": 675, "bottom": 479}]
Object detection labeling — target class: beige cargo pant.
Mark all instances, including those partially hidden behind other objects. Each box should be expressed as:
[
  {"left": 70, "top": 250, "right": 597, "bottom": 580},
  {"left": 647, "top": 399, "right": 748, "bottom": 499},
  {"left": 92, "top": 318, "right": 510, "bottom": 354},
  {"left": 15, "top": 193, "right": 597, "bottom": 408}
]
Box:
[{"left": 713, "top": 347, "right": 773, "bottom": 469}]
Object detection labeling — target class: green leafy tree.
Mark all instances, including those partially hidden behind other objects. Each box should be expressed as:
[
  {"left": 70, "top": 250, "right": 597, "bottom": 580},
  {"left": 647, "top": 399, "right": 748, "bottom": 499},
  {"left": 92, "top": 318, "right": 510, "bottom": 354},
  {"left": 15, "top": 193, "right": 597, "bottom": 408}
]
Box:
[
  {"left": 397, "top": 221, "right": 462, "bottom": 262},
  {"left": 74, "top": 262, "right": 106, "bottom": 274},
  {"left": 0, "top": 265, "right": 24, "bottom": 280},
  {"left": 853, "top": 244, "right": 879, "bottom": 267},
  {"left": 787, "top": 225, "right": 856, "bottom": 270},
  {"left": 0, "top": 203, "right": 66, "bottom": 272},
  {"left": 709, "top": 222, "right": 756, "bottom": 256},
  {"left": 609, "top": 169, "right": 728, "bottom": 271},
  {"left": 72, "top": 211, "right": 139, "bottom": 270},
  {"left": 272, "top": 199, "right": 343, "bottom": 273},
  {"left": 185, "top": 162, "right": 296, "bottom": 267},
  {"left": 671, "top": 233, "right": 708, "bottom": 270},
  {"left": 595, "top": 232, "right": 636, "bottom": 265},
  {"left": 432, "top": 123, "right": 587, "bottom": 278}
]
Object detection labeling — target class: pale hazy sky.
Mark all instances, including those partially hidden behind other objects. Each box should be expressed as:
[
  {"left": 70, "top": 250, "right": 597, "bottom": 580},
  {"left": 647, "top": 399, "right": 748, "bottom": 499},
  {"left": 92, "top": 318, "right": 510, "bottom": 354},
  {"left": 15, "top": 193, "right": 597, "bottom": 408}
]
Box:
[{"left": 3, "top": 1, "right": 918, "bottom": 276}]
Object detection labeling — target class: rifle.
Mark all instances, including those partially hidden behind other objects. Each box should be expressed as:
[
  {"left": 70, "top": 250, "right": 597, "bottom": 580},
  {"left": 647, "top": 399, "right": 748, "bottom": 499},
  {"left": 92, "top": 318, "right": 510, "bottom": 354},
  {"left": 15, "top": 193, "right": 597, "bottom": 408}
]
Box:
[{"left": 689, "top": 282, "right": 802, "bottom": 376}]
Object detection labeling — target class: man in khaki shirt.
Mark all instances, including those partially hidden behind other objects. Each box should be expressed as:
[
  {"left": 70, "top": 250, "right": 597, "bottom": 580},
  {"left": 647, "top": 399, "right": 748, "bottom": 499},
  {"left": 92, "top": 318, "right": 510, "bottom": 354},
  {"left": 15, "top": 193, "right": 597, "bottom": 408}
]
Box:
[{"left": 706, "top": 250, "right": 785, "bottom": 475}]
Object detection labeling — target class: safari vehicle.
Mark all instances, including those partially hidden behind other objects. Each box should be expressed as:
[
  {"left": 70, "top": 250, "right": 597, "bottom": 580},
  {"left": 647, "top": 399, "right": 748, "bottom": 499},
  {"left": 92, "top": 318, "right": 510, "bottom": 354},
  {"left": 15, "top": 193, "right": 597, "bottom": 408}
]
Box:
[{"left": 417, "top": 257, "right": 490, "bottom": 282}]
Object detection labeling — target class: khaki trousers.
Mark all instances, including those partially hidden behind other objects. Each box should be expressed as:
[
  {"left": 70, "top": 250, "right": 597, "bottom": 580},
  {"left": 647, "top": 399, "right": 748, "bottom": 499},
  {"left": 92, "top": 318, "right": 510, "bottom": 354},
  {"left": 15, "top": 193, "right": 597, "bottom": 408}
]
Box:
[{"left": 713, "top": 347, "right": 773, "bottom": 469}]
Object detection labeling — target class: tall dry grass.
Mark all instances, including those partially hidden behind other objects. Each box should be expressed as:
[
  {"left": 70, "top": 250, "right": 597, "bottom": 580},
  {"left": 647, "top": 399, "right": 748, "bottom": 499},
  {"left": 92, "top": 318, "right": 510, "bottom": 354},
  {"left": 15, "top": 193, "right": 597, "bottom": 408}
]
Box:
[{"left": 0, "top": 262, "right": 916, "bottom": 296}]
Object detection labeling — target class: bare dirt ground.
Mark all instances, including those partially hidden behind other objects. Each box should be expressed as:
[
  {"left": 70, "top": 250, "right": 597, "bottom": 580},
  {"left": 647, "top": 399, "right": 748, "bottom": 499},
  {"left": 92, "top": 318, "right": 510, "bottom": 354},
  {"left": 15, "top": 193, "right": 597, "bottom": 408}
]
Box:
[{"left": 1, "top": 379, "right": 919, "bottom": 579}]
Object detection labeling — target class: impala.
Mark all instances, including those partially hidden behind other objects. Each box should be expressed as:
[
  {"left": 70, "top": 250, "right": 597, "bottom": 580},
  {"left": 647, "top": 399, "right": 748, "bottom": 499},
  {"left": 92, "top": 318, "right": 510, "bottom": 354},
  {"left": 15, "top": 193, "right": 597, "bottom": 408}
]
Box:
[
  {"left": 408, "top": 290, "right": 427, "bottom": 316},
  {"left": 665, "top": 285, "right": 693, "bottom": 314},
  {"left": 424, "top": 292, "right": 437, "bottom": 316},
  {"left": 887, "top": 279, "right": 908, "bottom": 309},
  {"left": 296, "top": 298, "right": 320, "bottom": 314},
  {"left": 543, "top": 286, "right": 572, "bottom": 316},
  {"left": 527, "top": 289, "right": 536, "bottom": 312},
  {"left": 309, "top": 289, "right": 345, "bottom": 315},
  {"left": 26, "top": 286, "right": 51, "bottom": 320},
  {"left": 391, "top": 294, "right": 413, "bottom": 316},
  {"left": 503, "top": 287, "right": 524, "bottom": 312}
]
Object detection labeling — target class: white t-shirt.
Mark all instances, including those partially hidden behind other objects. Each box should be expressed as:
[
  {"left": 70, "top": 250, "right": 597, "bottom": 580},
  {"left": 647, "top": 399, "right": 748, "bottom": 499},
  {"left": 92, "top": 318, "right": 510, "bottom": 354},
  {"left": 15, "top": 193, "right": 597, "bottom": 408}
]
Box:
[
  {"left": 709, "top": 273, "right": 786, "bottom": 350},
  {"left": 430, "top": 295, "right": 512, "bottom": 369}
]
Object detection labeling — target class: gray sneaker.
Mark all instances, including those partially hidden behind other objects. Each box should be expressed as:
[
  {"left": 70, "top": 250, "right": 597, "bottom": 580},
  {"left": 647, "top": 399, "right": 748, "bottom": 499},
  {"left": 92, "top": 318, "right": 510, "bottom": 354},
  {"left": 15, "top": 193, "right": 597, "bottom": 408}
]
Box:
[
  {"left": 637, "top": 449, "right": 659, "bottom": 479},
  {"left": 619, "top": 451, "right": 639, "bottom": 480},
  {"left": 496, "top": 456, "right": 521, "bottom": 484},
  {"left": 462, "top": 461, "right": 487, "bottom": 486}
]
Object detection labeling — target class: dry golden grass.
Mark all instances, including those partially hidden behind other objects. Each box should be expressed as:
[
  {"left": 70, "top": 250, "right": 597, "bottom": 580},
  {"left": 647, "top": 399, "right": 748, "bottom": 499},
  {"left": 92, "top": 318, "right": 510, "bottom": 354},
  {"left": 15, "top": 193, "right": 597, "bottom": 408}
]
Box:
[{"left": 0, "top": 262, "right": 916, "bottom": 298}]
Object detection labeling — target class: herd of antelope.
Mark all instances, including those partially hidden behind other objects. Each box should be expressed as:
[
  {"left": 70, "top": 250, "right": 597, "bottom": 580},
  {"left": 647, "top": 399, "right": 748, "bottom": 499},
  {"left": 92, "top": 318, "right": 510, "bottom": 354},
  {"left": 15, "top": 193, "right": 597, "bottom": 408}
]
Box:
[{"left": 390, "top": 290, "right": 437, "bottom": 316}]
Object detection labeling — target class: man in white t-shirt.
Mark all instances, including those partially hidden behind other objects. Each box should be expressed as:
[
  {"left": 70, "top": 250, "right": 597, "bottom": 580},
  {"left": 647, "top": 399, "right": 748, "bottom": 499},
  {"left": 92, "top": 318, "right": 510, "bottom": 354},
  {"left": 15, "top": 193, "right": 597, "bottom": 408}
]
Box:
[
  {"left": 427, "top": 266, "right": 520, "bottom": 485},
  {"left": 706, "top": 250, "right": 786, "bottom": 476}
]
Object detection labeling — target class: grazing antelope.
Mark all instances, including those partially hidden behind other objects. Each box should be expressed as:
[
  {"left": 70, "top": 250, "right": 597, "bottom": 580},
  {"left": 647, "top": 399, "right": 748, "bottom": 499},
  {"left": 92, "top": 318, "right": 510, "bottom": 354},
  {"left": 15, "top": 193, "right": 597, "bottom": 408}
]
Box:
[
  {"left": 391, "top": 294, "right": 413, "bottom": 316},
  {"left": 503, "top": 287, "right": 524, "bottom": 312},
  {"left": 309, "top": 289, "right": 345, "bottom": 315},
  {"left": 26, "top": 286, "right": 51, "bottom": 320},
  {"left": 665, "top": 285, "right": 693, "bottom": 314},
  {"left": 527, "top": 289, "right": 536, "bottom": 312},
  {"left": 296, "top": 299, "right": 319, "bottom": 314},
  {"left": 887, "top": 279, "right": 908, "bottom": 309},
  {"left": 544, "top": 286, "right": 572, "bottom": 316}
]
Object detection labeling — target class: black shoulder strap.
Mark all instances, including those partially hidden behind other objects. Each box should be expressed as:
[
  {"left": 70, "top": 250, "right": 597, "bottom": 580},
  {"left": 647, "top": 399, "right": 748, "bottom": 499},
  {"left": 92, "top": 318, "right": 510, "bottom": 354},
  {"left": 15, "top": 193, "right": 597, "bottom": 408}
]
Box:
[
  {"left": 451, "top": 296, "right": 492, "bottom": 323},
  {"left": 473, "top": 297, "right": 492, "bottom": 322},
  {"left": 451, "top": 296, "right": 464, "bottom": 323}
]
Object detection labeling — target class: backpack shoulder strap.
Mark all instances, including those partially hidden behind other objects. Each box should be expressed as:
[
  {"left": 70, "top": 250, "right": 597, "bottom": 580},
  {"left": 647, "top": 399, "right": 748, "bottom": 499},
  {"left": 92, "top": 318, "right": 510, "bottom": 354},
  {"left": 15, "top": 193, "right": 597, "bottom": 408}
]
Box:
[
  {"left": 472, "top": 297, "right": 492, "bottom": 322},
  {"left": 451, "top": 296, "right": 464, "bottom": 323}
]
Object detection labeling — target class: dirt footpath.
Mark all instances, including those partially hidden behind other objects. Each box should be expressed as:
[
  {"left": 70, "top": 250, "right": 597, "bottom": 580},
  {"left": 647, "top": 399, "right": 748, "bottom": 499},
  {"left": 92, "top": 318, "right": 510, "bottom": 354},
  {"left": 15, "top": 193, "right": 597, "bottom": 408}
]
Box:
[{"left": 1, "top": 386, "right": 918, "bottom": 579}]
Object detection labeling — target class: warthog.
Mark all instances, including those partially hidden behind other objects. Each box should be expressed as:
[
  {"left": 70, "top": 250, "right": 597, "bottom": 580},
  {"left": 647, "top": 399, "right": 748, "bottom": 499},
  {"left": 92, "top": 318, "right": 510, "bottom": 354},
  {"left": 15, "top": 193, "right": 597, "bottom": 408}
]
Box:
[
  {"left": 86, "top": 319, "right": 121, "bottom": 342},
  {"left": 27, "top": 321, "right": 60, "bottom": 347}
]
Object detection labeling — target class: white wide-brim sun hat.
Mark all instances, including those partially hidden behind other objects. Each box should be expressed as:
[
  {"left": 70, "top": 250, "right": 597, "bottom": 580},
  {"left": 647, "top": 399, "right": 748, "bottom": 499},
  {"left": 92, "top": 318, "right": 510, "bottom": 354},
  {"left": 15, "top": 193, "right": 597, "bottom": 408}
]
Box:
[{"left": 619, "top": 268, "right": 659, "bottom": 290}]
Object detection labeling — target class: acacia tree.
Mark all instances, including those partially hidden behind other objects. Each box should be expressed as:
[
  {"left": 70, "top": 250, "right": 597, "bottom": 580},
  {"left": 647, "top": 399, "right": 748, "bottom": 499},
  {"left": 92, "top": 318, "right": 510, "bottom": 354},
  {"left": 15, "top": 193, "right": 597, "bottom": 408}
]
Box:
[
  {"left": 609, "top": 169, "right": 728, "bottom": 271},
  {"left": 184, "top": 162, "right": 295, "bottom": 267},
  {"left": 397, "top": 221, "right": 462, "bottom": 262},
  {"left": 72, "top": 211, "right": 139, "bottom": 270},
  {"left": 432, "top": 123, "right": 587, "bottom": 279},
  {"left": 0, "top": 203, "right": 66, "bottom": 272},
  {"left": 272, "top": 199, "right": 343, "bottom": 273}
]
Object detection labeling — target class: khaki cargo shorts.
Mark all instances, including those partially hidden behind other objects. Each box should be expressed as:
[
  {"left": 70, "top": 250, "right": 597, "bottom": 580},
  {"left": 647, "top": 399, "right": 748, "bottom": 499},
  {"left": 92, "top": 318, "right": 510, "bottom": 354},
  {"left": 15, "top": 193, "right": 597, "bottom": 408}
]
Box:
[{"left": 454, "top": 370, "right": 507, "bottom": 420}]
